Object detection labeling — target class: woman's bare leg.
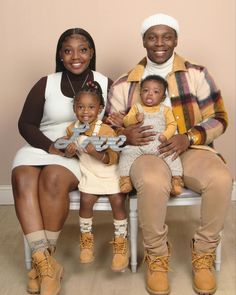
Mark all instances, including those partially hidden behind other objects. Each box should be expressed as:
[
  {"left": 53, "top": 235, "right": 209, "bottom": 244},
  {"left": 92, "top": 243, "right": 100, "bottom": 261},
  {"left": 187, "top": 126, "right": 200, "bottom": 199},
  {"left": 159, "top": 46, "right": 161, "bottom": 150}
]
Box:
[
  {"left": 38, "top": 165, "right": 79, "bottom": 231},
  {"left": 12, "top": 166, "right": 44, "bottom": 234}
]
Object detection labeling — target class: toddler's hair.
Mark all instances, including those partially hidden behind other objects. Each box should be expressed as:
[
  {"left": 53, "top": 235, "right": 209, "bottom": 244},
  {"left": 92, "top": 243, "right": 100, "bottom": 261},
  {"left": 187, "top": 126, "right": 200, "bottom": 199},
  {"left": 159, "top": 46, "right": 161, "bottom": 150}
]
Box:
[
  {"left": 141, "top": 75, "right": 168, "bottom": 92},
  {"left": 74, "top": 81, "right": 105, "bottom": 107}
]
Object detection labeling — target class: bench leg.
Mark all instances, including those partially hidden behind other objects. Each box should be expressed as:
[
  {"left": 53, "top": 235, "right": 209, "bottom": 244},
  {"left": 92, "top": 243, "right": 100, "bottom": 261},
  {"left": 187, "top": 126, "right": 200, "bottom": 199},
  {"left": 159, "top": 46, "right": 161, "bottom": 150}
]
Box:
[
  {"left": 129, "top": 198, "right": 138, "bottom": 273},
  {"left": 23, "top": 235, "right": 32, "bottom": 270}
]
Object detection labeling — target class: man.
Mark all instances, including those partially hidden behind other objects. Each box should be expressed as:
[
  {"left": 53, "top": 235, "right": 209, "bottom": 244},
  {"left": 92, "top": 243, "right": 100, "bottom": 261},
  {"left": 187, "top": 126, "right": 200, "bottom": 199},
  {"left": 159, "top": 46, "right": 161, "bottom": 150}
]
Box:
[{"left": 107, "top": 13, "right": 232, "bottom": 295}]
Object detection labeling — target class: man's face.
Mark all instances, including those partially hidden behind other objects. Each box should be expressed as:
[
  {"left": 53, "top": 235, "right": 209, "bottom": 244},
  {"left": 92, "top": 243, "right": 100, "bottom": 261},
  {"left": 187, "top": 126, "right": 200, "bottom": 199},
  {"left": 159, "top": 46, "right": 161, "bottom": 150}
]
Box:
[{"left": 143, "top": 25, "right": 178, "bottom": 64}]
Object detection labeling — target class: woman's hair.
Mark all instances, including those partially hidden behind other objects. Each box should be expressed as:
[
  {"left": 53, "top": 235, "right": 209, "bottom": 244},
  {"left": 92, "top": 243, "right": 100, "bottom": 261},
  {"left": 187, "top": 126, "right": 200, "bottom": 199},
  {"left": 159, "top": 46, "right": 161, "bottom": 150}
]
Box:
[
  {"left": 74, "top": 81, "right": 105, "bottom": 107},
  {"left": 141, "top": 75, "right": 168, "bottom": 92},
  {"left": 55, "top": 28, "right": 96, "bottom": 72}
]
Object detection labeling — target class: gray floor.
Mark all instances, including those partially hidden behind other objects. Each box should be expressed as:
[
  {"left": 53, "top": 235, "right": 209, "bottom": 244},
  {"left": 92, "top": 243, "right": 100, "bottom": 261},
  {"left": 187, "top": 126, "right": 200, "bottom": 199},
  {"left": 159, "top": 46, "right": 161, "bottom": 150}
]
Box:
[{"left": 0, "top": 202, "right": 235, "bottom": 295}]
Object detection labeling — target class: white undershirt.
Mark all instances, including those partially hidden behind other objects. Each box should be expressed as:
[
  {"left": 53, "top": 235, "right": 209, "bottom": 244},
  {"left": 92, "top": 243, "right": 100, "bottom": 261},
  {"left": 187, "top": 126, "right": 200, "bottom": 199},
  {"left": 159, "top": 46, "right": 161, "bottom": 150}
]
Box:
[{"left": 142, "top": 53, "right": 174, "bottom": 107}]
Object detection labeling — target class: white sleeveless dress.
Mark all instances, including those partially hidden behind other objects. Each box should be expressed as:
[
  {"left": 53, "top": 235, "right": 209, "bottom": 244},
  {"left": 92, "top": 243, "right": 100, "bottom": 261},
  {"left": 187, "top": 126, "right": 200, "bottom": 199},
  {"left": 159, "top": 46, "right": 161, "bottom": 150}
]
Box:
[{"left": 12, "top": 71, "right": 108, "bottom": 181}]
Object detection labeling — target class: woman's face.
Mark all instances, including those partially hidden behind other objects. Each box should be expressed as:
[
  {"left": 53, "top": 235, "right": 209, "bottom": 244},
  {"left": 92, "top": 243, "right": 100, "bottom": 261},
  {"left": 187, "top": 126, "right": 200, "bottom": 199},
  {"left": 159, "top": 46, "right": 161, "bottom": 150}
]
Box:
[
  {"left": 60, "top": 34, "right": 94, "bottom": 75},
  {"left": 143, "top": 25, "right": 177, "bottom": 64}
]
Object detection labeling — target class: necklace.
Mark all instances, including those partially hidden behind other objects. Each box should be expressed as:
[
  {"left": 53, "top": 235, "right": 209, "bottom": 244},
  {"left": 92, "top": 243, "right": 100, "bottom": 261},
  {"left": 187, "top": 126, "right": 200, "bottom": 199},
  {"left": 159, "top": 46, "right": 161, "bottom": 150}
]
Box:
[{"left": 66, "top": 72, "right": 89, "bottom": 98}]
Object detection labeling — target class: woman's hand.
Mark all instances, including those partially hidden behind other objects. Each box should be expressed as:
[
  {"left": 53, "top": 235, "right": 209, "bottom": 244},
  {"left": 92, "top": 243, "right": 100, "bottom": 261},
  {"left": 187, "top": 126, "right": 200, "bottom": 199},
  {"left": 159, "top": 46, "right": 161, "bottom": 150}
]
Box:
[
  {"left": 123, "top": 122, "right": 156, "bottom": 146},
  {"left": 158, "top": 134, "right": 190, "bottom": 160},
  {"left": 106, "top": 111, "right": 126, "bottom": 127},
  {"left": 48, "top": 143, "right": 65, "bottom": 157}
]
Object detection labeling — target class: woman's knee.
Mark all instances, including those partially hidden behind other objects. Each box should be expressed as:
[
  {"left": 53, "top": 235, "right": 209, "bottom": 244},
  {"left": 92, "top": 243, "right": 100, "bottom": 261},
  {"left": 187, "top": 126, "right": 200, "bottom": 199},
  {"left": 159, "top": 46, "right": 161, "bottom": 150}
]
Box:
[
  {"left": 39, "top": 166, "right": 78, "bottom": 195},
  {"left": 11, "top": 166, "right": 40, "bottom": 197}
]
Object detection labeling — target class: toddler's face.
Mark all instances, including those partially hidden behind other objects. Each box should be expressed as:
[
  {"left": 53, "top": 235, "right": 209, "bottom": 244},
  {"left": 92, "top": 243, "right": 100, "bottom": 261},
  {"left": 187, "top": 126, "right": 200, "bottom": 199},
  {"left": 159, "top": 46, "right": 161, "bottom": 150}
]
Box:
[
  {"left": 140, "top": 80, "right": 165, "bottom": 107},
  {"left": 74, "top": 93, "right": 102, "bottom": 124}
]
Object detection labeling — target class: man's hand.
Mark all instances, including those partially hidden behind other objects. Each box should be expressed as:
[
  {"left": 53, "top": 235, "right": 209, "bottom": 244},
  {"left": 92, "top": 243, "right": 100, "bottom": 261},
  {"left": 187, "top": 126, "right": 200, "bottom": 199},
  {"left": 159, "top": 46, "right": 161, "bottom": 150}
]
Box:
[
  {"left": 158, "top": 134, "right": 190, "bottom": 160},
  {"left": 123, "top": 122, "right": 156, "bottom": 146}
]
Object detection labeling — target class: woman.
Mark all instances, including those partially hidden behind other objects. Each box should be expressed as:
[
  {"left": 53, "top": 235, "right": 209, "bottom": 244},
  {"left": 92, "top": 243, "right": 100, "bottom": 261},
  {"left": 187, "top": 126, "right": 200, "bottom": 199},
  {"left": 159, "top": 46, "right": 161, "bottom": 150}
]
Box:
[{"left": 11, "top": 28, "right": 112, "bottom": 295}]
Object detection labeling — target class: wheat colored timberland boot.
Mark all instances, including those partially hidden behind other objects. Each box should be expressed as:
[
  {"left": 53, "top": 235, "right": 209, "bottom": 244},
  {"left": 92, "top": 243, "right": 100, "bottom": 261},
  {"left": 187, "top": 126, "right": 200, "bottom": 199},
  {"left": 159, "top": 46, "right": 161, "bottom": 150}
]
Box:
[
  {"left": 32, "top": 249, "right": 64, "bottom": 295},
  {"left": 144, "top": 250, "right": 171, "bottom": 295},
  {"left": 119, "top": 176, "right": 133, "bottom": 193},
  {"left": 27, "top": 267, "right": 40, "bottom": 294},
  {"left": 27, "top": 246, "right": 56, "bottom": 294},
  {"left": 191, "top": 240, "right": 217, "bottom": 295},
  {"left": 80, "top": 232, "right": 95, "bottom": 263},
  {"left": 110, "top": 236, "right": 129, "bottom": 272}
]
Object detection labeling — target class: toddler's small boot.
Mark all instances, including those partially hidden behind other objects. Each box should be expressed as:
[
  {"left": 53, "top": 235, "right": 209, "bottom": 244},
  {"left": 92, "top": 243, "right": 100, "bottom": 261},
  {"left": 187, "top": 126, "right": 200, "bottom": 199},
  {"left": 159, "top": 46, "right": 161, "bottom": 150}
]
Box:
[
  {"left": 170, "top": 176, "right": 184, "bottom": 196},
  {"left": 119, "top": 176, "right": 133, "bottom": 193},
  {"left": 80, "top": 232, "right": 95, "bottom": 263},
  {"left": 110, "top": 236, "right": 129, "bottom": 272},
  {"left": 191, "top": 240, "right": 217, "bottom": 294},
  {"left": 32, "top": 249, "right": 63, "bottom": 295}
]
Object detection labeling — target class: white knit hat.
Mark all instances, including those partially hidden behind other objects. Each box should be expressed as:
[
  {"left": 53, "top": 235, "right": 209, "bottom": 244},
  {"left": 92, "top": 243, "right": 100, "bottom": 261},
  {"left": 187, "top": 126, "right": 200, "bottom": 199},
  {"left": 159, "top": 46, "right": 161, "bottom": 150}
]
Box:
[{"left": 140, "top": 13, "right": 179, "bottom": 37}]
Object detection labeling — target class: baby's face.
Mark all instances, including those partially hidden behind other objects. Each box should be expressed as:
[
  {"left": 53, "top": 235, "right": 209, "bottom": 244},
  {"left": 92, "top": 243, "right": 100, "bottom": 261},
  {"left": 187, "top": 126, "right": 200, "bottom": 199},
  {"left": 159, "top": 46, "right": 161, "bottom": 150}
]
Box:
[{"left": 140, "top": 80, "right": 165, "bottom": 107}]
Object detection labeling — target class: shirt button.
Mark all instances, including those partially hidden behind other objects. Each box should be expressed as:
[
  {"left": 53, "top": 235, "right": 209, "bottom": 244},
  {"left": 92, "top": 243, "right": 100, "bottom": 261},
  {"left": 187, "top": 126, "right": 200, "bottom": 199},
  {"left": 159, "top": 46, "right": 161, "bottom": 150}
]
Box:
[{"left": 176, "top": 115, "right": 179, "bottom": 119}]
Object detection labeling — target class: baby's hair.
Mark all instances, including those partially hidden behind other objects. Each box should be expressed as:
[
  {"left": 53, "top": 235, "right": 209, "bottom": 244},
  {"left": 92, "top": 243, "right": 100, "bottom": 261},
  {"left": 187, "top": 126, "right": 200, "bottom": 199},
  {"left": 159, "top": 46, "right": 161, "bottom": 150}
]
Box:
[
  {"left": 141, "top": 75, "right": 168, "bottom": 92},
  {"left": 74, "top": 81, "right": 105, "bottom": 107}
]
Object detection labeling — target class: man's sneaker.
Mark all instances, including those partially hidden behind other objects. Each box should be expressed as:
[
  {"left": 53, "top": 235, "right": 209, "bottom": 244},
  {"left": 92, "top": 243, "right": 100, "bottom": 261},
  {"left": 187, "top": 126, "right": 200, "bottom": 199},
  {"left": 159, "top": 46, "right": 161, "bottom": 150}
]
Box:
[
  {"left": 110, "top": 236, "right": 129, "bottom": 272},
  {"left": 80, "top": 232, "right": 95, "bottom": 263}
]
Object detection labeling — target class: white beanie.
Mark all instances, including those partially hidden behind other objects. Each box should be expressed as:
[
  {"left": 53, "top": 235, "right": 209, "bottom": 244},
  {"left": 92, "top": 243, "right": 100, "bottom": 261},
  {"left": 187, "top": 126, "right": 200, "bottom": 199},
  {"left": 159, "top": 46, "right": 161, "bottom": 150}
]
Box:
[{"left": 140, "top": 13, "right": 179, "bottom": 37}]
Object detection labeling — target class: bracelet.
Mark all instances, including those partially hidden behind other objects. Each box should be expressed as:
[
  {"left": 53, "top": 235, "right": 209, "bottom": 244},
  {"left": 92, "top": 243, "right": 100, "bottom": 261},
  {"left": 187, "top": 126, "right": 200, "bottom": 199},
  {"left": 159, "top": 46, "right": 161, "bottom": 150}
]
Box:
[
  {"left": 185, "top": 132, "right": 194, "bottom": 145},
  {"left": 100, "top": 153, "right": 106, "bottom": 162}
]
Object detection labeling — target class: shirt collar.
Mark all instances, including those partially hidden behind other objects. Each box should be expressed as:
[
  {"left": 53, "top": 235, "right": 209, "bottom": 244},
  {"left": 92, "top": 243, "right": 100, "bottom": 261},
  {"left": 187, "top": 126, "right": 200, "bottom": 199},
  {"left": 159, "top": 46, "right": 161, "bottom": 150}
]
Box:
[{"left": 127, "top": 53, "right": 187, "bottom": 82}]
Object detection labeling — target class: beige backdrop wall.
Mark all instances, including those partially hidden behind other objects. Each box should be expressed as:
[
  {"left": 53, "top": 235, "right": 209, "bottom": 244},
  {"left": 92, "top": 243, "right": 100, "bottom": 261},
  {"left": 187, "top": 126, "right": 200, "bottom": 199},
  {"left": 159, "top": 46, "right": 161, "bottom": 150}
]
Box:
[{"left": 1, "top": 0, "right": 235, "bottom": 184}]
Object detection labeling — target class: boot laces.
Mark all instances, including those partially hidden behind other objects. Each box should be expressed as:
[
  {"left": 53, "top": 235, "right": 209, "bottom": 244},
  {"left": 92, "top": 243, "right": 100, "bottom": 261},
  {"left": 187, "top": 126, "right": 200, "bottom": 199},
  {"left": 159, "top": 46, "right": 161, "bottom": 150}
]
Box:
[
  {"left": 192, "top": 252, "right": 216, "bottom": 270},
  {"left": 110, "top": 238, "right": 127, "bottom": 254},
  {"left": 33, "top": 252, "right": 53, "bottom": 277},
  {"left": 80, "top": 234, "right": 94, "bottom": 249},
  {"left": 144, "top": 253, "right": 170, "bottom": 273}
]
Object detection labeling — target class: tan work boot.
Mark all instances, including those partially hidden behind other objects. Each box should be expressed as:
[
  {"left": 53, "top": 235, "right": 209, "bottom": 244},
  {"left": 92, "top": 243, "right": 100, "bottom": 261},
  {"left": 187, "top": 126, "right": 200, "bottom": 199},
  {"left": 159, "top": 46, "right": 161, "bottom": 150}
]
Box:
[
  {"left": 170, "top": 176, "right": 184, "bottom": 196},
  {"left": 32, "top": 249, "right": 64, "bottom": 295},
  {"left": 27, "top": 266, "right": 40, "bottom": 294},
  {"left": 144, "top": 250, "right": 170, "bottom": 295},
  {"left": 119, "top": 176, "right": 133, "bottom": 193},
  {"left": 110, "top": 236, "right": 129, "bottom": 272},
  {"left": 191, "top": 240, "right": 217, "bottom": 295},
  {"left": 80, "top": 232, "right": 95, "bottom": 263},
  {"left": 27, "top": 246, "right": 56, "bottom": 294}
]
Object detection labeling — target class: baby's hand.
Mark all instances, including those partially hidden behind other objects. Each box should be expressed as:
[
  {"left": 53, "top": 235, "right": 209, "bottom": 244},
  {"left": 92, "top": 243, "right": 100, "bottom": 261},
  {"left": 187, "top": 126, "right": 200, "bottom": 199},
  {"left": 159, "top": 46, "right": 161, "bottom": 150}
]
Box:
[
  {"left": 158, "top": 134, "right": 167, "bottom": 143},
  {"left": 136, "top": 112, "right": 144, "bottom": 123}
]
